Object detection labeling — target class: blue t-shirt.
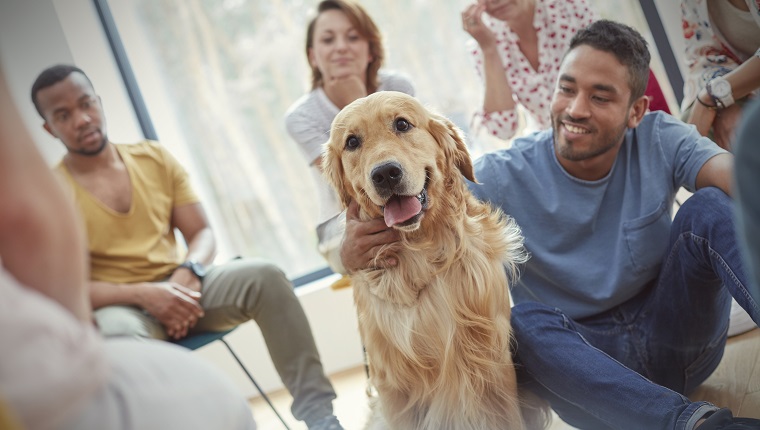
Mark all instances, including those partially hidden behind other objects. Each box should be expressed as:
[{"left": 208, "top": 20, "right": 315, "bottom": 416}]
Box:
[{"left": 470, "top": 112, "right": 726, "bottom": 319}]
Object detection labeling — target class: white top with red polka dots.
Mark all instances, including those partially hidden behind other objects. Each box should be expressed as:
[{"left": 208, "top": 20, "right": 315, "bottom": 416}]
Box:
[{"left": 470, "top": 0, "right": 594, "bottom": 140}]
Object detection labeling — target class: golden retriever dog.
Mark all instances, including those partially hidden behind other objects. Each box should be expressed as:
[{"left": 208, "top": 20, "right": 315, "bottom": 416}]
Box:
[{"left": 323, "top": 92, "right": 545, "bottom": 430}]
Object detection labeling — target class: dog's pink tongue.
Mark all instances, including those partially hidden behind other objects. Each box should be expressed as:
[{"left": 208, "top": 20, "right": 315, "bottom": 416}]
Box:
[{"left": 383, "top": 195, "right": 422, "bottom": 227}]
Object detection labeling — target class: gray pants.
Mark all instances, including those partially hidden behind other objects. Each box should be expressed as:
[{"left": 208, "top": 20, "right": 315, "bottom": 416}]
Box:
[{"left": 95, "top": 258, "right": 337, "bottom": 425}]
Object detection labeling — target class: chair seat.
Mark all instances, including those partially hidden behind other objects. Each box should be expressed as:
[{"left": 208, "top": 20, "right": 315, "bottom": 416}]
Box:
[{"left": 173, "top": 328, "right": 236, "bottom": 350}]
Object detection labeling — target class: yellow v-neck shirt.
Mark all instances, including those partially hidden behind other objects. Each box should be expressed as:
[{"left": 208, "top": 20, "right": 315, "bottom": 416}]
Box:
[{"left": 56, "top": 141, "right": 198, "bottom": 283}]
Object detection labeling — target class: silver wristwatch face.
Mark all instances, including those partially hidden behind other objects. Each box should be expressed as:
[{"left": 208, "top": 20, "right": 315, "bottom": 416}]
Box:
[{"left": 711, "top": 78, "right": 731, "bottom": 99}]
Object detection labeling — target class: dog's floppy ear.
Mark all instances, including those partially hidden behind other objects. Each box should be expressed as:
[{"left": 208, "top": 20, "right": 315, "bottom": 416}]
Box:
[
  {"left": 321, "top": 138, "right": 352, "bottom": 209},
  {"left": 428, "top": 113, "right": 476, "bottom": 182}
]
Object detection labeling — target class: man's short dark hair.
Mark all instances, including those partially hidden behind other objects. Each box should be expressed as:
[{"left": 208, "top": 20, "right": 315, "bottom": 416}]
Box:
[
  {"left": 31, "top": 64, "right": 92, "bottom": 118},
  {"left": 568, "top": 20, "right": 651, "bottom": 101}
]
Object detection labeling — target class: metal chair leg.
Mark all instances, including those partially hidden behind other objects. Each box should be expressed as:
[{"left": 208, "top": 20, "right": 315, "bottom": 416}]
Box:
[
  {"left": 219, "top": 338, "right": 291, "bottom": 430},
  {"left": 362, "top": 344, "right": 377, "bottom": 398},
  {"left": 363, "top": 344, "right": 370, "bottom": 379}
]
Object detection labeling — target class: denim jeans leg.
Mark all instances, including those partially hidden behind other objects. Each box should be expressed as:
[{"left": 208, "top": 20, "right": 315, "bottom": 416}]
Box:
[
  {"left": 664, "top": 187, "right": 760, "bottom": 326},
  {"left": 511, "top": 188, "right": 755, "bottom": 430},
  {"left": 512, "top": 302, "right": 707, "bottom": 430},
  {"left": 639, "top": 187, "right": 757, "bottom": 396}
]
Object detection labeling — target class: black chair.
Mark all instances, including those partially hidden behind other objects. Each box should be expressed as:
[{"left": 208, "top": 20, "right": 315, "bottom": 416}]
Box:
[{"left": 173, "top": 326, "right": 291, "bottom": 430}]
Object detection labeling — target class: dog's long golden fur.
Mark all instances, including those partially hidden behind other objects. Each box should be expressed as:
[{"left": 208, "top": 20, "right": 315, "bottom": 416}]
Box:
[{"left": 323, "top": 92, "right": 542, "bottom": 430}]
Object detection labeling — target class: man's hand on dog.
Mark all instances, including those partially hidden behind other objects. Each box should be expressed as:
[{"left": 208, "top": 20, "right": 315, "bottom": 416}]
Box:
[{"left": 340, "top": 199, "right": 400, "bottom": 273}]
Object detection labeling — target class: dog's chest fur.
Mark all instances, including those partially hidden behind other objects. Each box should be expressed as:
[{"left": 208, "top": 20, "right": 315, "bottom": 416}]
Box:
[{"left": 352, "top": 197, "right": 525, "bottom": 429}]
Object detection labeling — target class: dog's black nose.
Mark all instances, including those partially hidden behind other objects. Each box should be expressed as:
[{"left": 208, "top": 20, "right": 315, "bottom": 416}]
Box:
[{"left": 371, "top": 162, "right": 403, "bottom": 191}]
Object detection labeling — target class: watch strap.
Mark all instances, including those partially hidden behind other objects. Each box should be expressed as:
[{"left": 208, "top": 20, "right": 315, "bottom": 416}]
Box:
[
  {"left": 179, "top": 260, "right": 205, "bottom": 280},
  {"left": 695, "top": 94, "right": 718, "bottom": 110}
]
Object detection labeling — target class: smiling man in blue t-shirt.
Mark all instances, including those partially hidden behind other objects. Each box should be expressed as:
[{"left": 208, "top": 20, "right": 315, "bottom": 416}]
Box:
[{"left": 339, "top": 20, "right": 759, "bottom": 430}]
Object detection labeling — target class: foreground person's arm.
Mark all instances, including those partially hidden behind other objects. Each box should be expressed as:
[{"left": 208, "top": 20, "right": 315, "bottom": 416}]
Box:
[{"left": 0, "top": 71, "right": 91, "bottom": 322}]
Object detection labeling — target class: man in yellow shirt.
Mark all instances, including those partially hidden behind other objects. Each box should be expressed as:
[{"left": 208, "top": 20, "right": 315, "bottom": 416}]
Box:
[
  {"left": 3, "top": 55, "right": 256, "bottom": 430},
  {"left": 31, "top": 64, "right": 344, "bottom": 430}
]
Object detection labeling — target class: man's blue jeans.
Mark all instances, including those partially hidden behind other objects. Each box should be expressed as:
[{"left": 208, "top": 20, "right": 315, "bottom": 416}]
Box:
[{"left": 512, "top": 187, "right": 760, "bottom": 430}]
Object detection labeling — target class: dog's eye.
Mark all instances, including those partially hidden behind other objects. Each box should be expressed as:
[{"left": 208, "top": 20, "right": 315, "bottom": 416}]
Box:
[
  {"left": 345, "top": 135, "right": 361, "bottom": 150},
  {"left": 394, "top": 118, "right": 412, "bottom": 132}
]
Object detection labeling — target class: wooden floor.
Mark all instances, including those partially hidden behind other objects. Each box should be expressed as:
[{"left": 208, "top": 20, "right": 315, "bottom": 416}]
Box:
[
  {"left": 248, "top": 365, "right": 577, "bottom": 430},
  {"left": 249, "top": 365, "right": 371, "bottom": 430}
]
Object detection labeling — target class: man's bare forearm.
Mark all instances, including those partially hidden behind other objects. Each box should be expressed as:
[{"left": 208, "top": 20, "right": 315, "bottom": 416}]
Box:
[{"left": 89, "top": 280, "right": 147, "bottom": 310}]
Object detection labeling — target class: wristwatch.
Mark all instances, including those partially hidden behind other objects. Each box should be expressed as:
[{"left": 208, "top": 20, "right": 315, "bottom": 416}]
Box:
[
  {"left": 706, "top": 77, "right": 734, "bottom": 109},
  {"left": 178, "top": 260, "right": 206, "bottom": 281}
]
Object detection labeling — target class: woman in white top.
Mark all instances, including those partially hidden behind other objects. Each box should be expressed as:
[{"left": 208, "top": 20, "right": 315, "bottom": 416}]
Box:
[{"left": 285, "top": 0, "right": 414, "bottom": 273}]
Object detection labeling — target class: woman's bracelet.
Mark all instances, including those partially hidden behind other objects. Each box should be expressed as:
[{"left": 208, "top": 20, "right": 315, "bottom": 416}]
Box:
[{"left": 695, "top": 94, "right": 718, "bottom": 110}]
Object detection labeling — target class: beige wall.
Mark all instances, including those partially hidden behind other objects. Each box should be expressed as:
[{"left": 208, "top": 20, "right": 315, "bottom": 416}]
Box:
[{"left": 0, "top": 0, "right": 141, "bottom": 165}]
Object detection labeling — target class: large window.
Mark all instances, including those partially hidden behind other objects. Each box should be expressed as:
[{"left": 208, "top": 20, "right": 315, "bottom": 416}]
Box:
[{"left": 104, "top": 0, "right": 677, "bottom": 280}]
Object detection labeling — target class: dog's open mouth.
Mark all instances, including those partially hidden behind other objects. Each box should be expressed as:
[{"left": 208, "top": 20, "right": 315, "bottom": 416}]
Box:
[{"left": 382, "top": 186, "right": 428, "bottom": 228}]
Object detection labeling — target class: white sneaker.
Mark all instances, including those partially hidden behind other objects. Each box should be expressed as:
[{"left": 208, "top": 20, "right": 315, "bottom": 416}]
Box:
[{"left": 727, "top": 298, "right": 756, "bottom": 337}]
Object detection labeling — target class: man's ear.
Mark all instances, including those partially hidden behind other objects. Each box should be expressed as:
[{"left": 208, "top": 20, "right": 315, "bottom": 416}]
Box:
[
  {"left": 627, "top": 95, "right": 650, "bottom": 129},
  {"left": 42, "top": 122, "right": 57, "bottom": 138}
]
